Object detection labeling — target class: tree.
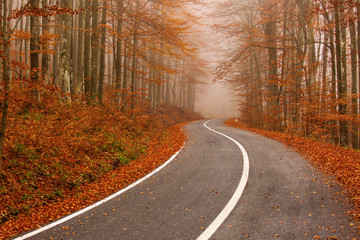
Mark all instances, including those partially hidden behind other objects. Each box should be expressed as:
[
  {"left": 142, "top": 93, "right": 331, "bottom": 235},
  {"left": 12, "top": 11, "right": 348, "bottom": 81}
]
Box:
[
  {"left": 41, "top": 0, "right": 49, "bottom": 84},
  {"left": 98, "top": 0, "right": 107, "bottom": 105},
  {"left": 0, "top": 0, "right": 31, "bottom": 164},
  {"left": 349, "top": 2, "right": 358, "bottom": 148},
  {"left": 30, "top": 0, "right": 40, "bottom": 101},
  {"left": 59, "top": 0, "right": 72, "bottom": 99},
  {"left": 90, "top": 0, "right": 99, "bottom": 102},
  {"left": 334, "top": 1, "right": 349, "bottom": 146},
  {"left": 83, "top": 0, "right": 91, "bottom": 101},
  {"left": 262, "top": 0, "right": 279, "bottom": 130}
]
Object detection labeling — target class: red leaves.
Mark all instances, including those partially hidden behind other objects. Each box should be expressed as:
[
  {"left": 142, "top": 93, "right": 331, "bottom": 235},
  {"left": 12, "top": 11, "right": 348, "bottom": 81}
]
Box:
[{"left": 10, "top": 4, "right": 81, "bottom": 20}]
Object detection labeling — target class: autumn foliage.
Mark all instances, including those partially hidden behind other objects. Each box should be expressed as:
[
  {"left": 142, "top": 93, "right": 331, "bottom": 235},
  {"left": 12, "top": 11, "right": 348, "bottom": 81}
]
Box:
[{"left": 226, "top": 118, "right": 360, "bottom": 225}]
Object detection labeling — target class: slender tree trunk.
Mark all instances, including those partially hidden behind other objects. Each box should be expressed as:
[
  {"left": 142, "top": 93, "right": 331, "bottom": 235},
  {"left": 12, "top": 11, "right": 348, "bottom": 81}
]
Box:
[
  {"left": 335, "top": 2, "right": 349, "bottom": 146},
  {"left": 149, "top": 50, "right": 155, "bottom": 109},
  {"left": 322, "top": 8, "right": 339, "bottom": 144},
  {"left": 71, "top": 0, "right": 77, "bottom": 96},
  {"left": 52, "top": 18, "right": 59, "bottom": 87},
  {"left": 83, "top": 0, "right": 91, "bottom": 101},
  {"left": 307, "top": 27, "right": 317, "bottom": 103},
  {"left": 349, "top": 6, "right": 358, "bottom": 149},
  {"left": 357, "top": 0, "right": 360, "bottom": 147},
  {"left": 0, "top": 4, "right": 2, "bottom": 77},
  {"left": 59, "top": 0, "right": 72, "bottom": 100},
  {"left": 99, "top": 1, "right": 107, "bottom": 105},
  {"left": 130, "top": 0, "right": 139, "bottom": 111},
  {"left": 263, "top": 2, "right": 278, "bottom": 130},
  {"left": 0, "top": 1, "right": 10, "bottom": 165},
  {"left": 77, "top": 0, "right": 85, "bottom": 94},
  {"left": 115, "top": 1, "right": 124, "bottom": 106},
  {"left": 41, "top": 0, "right": 49, "bottom": 84},
  {"left": 165, "top": 59, "right": 171, "bottom": 105},
  {"left": 0, "top": 43, "right": 10, "bottom": 167},
  {"left": 90, "top": 0, "right": 99, "bottom": 102},
  {"left": 172, "top": 73, "right": 177, "bottom": 106},
  {"left": 30, "top": 0, "right": 40, "bottom": 102},
  {"left": 122, "top": 40, "right": 128, "bottom": 109},
  {"left": 321, "top": 31, "right": 329, "bottom": 114}
]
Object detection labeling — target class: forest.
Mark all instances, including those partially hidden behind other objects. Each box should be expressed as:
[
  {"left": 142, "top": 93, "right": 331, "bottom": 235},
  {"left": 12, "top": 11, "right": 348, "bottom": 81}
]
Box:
[
  {"left": 2, "top": 0, "right": 360, "bottom": 238},
  {"left": 214, "top": 0, "right": 360, "bottom": 149}
]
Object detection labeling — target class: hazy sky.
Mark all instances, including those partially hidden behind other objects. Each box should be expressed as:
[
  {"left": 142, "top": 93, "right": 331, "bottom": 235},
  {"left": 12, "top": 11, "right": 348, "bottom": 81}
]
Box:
[
  {"left": 195, "top": 83, "right": 238, "bottom": 118},
  {"left": 192, "top": 0, "right": 238, "bottom": 118}
]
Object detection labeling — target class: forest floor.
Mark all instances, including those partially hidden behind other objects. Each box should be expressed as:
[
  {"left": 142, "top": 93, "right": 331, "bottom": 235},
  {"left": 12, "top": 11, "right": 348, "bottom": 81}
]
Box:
[
  {"left": 225, "top": 118, "right": 360, "bottom": 230},
  {"left": 0, "top": 98, "right": 202, "bottom": 240}
]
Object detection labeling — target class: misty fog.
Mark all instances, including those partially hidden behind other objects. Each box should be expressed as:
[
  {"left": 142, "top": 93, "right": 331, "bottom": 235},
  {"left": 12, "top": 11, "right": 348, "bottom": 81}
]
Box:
[
  {"left": 192, "top": 0, "right": 238, "bottom": 118},
  {"left": 195, "top": 83, "right": 237, "bottom": 118}
]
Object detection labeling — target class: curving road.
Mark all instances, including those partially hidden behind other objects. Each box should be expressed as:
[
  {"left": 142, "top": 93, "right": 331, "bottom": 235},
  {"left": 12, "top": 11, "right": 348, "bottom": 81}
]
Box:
[{"left": 15, "top": 119, "right": 358, "bottom": 239}]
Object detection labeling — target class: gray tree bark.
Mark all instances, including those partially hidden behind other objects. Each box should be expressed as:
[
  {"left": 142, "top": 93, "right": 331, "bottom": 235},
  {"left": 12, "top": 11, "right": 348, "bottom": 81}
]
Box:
[
  {"left": 99, "top": 1, "right": 107, "bottom": 105},
  {"left": 30, "top": 0, "right": 40, "bottom": 101},
  {"left": 90, "top": 0, "right": 99, "bottom": 102}
]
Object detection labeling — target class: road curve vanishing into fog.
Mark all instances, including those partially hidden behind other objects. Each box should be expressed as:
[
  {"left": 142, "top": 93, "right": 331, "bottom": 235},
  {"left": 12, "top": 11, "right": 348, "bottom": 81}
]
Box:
[{"left": 15, "top": 119, "right": 358, "bottom": 240}]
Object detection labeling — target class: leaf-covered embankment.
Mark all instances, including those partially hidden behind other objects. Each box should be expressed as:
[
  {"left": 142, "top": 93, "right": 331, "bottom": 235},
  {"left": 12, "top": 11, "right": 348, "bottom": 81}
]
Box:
[
  {"left": 0, "top": 102, "right": 202, "bottom": 239},
  {"left": 226, "top": 118, "right": 360, "bottom": 226}
]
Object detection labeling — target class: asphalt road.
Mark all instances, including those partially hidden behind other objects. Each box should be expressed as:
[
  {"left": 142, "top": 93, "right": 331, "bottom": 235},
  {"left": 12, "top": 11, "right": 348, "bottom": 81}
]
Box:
[{"left": 15, "top": 119, "right": 358, "bottom": 239}]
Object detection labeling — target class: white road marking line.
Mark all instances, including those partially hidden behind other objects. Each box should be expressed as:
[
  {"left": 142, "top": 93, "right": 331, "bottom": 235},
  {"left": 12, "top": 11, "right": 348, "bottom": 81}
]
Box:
[
  {"left": 14, "top": 146, "right": 184, "bottom": 240},
  {"left": 197, "top": 119, "right": 250, "bottom": 240}
]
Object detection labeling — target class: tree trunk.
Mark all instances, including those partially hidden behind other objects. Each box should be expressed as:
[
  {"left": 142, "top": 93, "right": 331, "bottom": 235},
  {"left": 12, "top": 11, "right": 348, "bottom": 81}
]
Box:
[
  {"left": 90, "top": 0, "right": 99, "bottom": 102},
  {"left": 321, "top": 31, "right": 329, "bottom": 114},
  {"left": 130, "top": 0, "right": 139, "bottom": 111},
  {"left": 76, "top": 0, "right": 85, "bottom": 94},
  {"left": 70, "top": 0, "right": 77, "bottom": 96},
  {"left": 59, "top": 0, "right": 72, "bottom": 100},
  {"left": 335, "top": 2, "right": 349, "bottom": 146},
  {"left": 52, "top": 19, "right": 59, "bottom": 87},
  {"left": 0, "top": 0, "right": 10, "bottom": 165},
  {"left": 323, "top": 6, "right": 338, "bottom": 144},
  {"left": 41, "top": 0, "right": 49, "bottom": 84},
  {"left": 263, "top": 1, "right": 278, "bottom": 130},
  {"left": 30, "top": 0, "right": 40, "bottom": 102},
  {"left": 349, "top": 6, "right": 358, "bottom": 149},
  {"left": 122, "top": 40, "right": 129, "bottom": 109},
  {"left": 357, "top": 0, "right": 360, "bottom": 147},
  {"left": 83, "top": 0, "right": 91, "bottom": 101},
  {"left": 99, "top": 1, "right": 107, "bottom": 105}
]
